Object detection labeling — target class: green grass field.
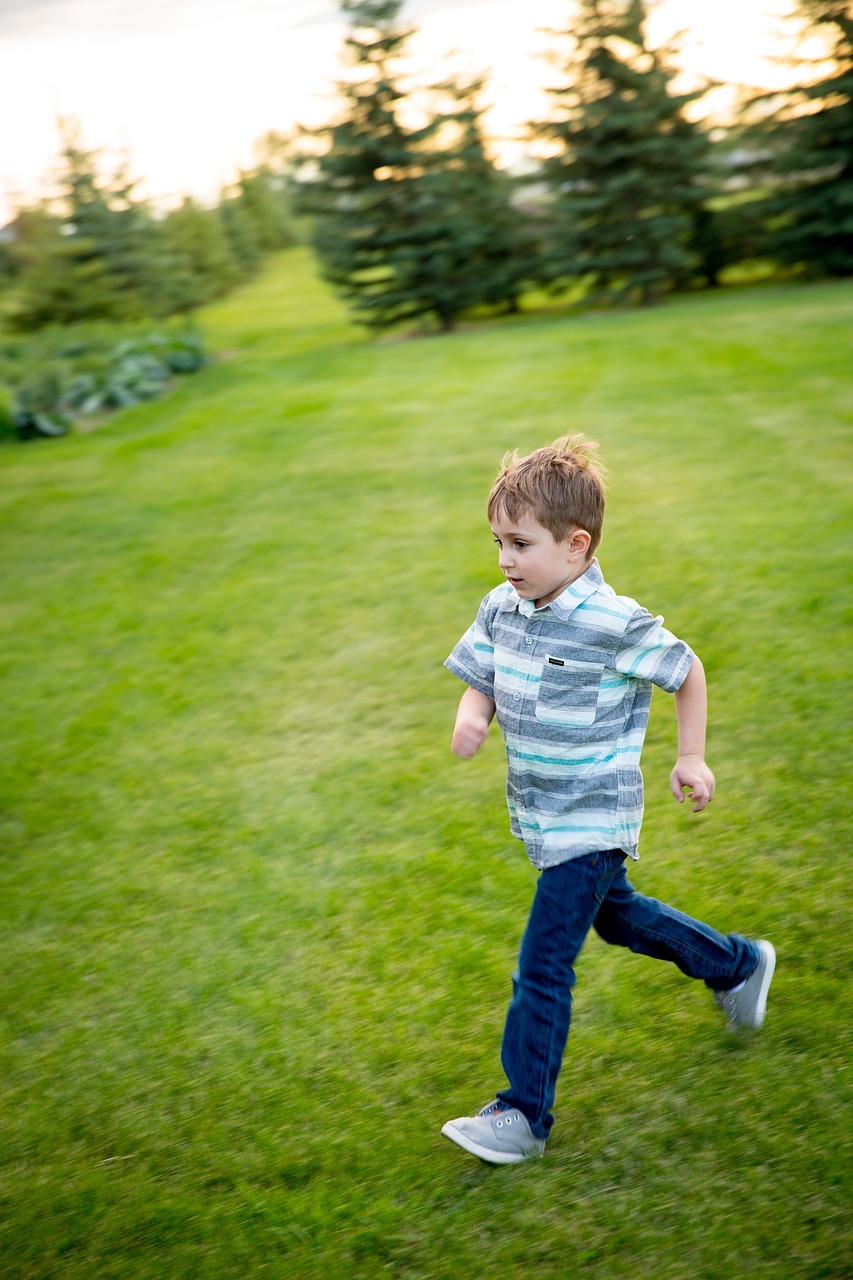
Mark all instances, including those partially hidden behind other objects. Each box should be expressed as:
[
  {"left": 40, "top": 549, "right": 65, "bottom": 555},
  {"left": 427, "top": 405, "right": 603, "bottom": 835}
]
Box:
[{"left": 1, "top": 250, "right": 851, "bottom": 1278}]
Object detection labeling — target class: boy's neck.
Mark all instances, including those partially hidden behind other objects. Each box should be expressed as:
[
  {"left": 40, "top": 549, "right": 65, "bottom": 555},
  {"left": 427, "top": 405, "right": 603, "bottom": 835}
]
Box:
[{"left": 533, "top": 557, "right": 595, "bottom": 609}]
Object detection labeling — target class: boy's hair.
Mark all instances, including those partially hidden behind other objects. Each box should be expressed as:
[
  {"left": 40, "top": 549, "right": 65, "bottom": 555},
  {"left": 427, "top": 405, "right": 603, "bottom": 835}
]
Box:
[{"left": 487, "top": 434, "right": 606, "bottom": 556}]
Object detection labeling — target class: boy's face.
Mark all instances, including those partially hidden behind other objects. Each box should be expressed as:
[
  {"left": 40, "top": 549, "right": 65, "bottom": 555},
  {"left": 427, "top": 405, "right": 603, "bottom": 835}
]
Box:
[{"left": 491, "top": 507, "right": 592, "bottom": 608}]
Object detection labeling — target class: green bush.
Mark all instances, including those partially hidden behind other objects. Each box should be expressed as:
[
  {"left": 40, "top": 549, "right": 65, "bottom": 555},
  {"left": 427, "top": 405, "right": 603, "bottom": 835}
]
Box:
[
  {"left": 12, "top": 360, "right": 71, "bottom": 439},
  {"left": 0, "top": 323, "right": 209, "bottom": 441},
  {"left": 0, "top": 382, "right": 15, "bottom": 438}
]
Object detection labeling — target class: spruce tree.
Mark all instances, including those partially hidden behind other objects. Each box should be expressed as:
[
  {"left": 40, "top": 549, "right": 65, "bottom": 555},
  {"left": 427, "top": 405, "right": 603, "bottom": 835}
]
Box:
[
  {"left": 296, "top": 0, "right": 427, "bottom": 329},
  {"left": 158, "top": 198, "right": 241, "bottom": 311},
  {"left": 531, "top": 0, "right": 712, "bottom": 304},
  {"left": 298, "top": 0, "right": 528, "bottom": 331},
  {"left": 748, "top": 2, "right": 853, "bottom": 276},
  {"left": 218, "top": 193, "right": 265, "bottom": 278},
  {"left": 11, "top": 123, "right": 166, "bottom": 328},
  {"left": 234, "top": 166, "right": 296, "bottom": 253},
  {"left": 414, "top": 79, "right": 535, "bottom": 324}
]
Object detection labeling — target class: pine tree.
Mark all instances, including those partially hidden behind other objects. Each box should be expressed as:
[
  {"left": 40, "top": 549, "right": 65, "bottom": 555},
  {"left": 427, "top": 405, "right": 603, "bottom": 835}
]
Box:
[
  {"left": 531, "top": 0, "right": 712, "bottom": 304},
  {"left": 10, "top": 122, "right": 165, "bottom": 329},
  {"left": 295, "top": 0, "right": 426, "bottom": 329},
  {"left": 234, "top": 166, "right": 297, "bottom": 253},
  {"left": 747, "top": 2, "right": 853, "bottom": 276},
  {"left": 11, "top": 235, "right": 130, "bottom": 330},
  {"left": 413, "top": 79, "right": 535, "bottom": 324},
  {"left": 218, "top": 193, "right": 265, "bottom": 278},
  {"left": 158, "top": 197, "right": 241, "bottom": 311},
  {"left": 297, "top": 1, "right": 528, "bottom": 331}
]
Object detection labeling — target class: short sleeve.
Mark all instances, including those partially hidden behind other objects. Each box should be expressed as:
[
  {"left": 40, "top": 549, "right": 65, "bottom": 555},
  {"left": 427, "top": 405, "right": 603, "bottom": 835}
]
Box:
[
  {"left": 444, "top": 595, "right": 497, "bottom": 698},
  {"left": 613, "top": 606, "right": 694, "bottom": 693}
]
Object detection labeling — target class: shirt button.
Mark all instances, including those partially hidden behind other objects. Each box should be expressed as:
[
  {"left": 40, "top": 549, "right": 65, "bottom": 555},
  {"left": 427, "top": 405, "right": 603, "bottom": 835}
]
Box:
[
  {"left": 514, "top": 693, "right": 521, "bottom": 700},
  {"left": 526, "top": 637, "right": 533, "bottom": 645}
]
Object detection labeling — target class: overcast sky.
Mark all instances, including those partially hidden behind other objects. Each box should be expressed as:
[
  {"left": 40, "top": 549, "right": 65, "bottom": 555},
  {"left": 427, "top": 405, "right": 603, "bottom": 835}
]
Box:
[{"left": 0, "top": 0, "right": 803, "bottom": 221}]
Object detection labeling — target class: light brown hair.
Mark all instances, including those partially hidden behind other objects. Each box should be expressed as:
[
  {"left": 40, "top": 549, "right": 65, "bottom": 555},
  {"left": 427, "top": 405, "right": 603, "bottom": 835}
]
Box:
[{"left": 487, "top": 434, "right": 606, "bottom": 556}]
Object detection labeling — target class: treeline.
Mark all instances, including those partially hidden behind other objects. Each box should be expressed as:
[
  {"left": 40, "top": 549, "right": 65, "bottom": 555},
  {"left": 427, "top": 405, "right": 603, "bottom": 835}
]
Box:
[
  {"left": 297, "top": 0, "right": 853, "bottom": 331},
  {"left": 1, "top": 0, "right": 850, "bottom": 342},
  {"left": 0, "top": 125, "right": 296, "bottom": 332}
]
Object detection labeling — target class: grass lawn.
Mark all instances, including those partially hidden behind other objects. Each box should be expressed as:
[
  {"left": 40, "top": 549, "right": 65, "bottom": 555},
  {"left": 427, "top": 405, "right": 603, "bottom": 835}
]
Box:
[{"left": 1, "top": 250, "right": 851, "bottom": 1278}]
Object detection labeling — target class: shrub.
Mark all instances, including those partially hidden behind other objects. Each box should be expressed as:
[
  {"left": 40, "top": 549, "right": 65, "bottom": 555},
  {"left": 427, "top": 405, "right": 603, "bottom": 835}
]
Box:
[
  {"left": 0, "top": 323, "right": 209, "bottom": 442},
  {"left": 0, "top": 382, "right": 16, "bottom": 439}
]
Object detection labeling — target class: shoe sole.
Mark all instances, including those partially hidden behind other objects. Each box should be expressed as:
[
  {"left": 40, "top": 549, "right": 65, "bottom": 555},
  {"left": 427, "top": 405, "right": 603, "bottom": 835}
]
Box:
[
  {"left": 750, "top": 940, "right": 776, "bottom": 1028},
  {"left": 440, "top": 1121, "right": 541, "bottom": 1165}
]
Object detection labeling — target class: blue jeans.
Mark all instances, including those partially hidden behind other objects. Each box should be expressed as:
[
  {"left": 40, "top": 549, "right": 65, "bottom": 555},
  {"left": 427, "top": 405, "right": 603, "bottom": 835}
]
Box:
[{"left": 496, "top": 850, "right": 760, "bottom": 1139}]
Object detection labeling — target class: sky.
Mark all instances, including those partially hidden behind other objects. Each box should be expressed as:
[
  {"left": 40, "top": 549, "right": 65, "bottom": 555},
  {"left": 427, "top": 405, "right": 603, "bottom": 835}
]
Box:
[{"left": 0, "top": 0, "right": 809, "bottom": 222}]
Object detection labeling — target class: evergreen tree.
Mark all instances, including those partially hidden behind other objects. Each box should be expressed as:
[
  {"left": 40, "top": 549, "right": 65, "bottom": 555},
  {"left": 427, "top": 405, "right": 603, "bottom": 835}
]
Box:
[
  {"left": 2, "top": 207, "right": 61, "bottom": 292},
  {"left": 298, "top": 0, "right": 528, "bottom": 331},
  {"left": 746, "top": 2, "right": 853, "bottom": 276},
  {"left": 413, "top": 79, "right": 535, "bottom": 323},
  {"left": 158, "top": 197, "right": 241, "bottom": 310},
  {"left": 218, "top": 193, "right": 265, "bottom": 277},
  {"left": 10, "top": 123, "right": 166, "bottom": 329},
  {"left": 235, "top": 166, "right": 297, "bottom": 252},
  {"left": 531, "top": 0, "right": 712, "bottom": 304},
  {"left": 296, "top": 0, "right": 430, "bottom": 330}
]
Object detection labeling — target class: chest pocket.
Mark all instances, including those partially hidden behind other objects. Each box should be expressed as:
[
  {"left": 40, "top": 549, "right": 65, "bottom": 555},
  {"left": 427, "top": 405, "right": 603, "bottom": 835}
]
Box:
[{"left": 535, "top": 658, "right": 604, "bottom": 728}]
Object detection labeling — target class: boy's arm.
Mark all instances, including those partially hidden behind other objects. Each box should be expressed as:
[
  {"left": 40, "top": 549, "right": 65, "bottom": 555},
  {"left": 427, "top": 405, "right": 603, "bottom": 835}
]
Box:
[
  {"left": 451, "top": 686, "right": 496, "bottom": 758},
  {"left": 670, "top": 656, "right": 716, "bottom": 812}
]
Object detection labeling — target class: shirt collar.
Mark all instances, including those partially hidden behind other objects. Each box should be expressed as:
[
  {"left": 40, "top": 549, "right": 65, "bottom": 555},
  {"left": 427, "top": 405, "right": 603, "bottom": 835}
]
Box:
[{"left": 500, "top": 559, "right": 603, "bottom": 619}]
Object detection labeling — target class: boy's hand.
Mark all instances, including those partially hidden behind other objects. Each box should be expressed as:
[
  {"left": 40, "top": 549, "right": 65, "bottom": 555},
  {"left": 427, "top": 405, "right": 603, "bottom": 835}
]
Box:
[
  {"left": 451, "top": 688, "right": 496, "bottom": 758},
  {"left": 451, "top": 712, "right": 492, "bottom": 758},
  {"left": 670, "top": 754, "right": 716, "bottom": 812}
]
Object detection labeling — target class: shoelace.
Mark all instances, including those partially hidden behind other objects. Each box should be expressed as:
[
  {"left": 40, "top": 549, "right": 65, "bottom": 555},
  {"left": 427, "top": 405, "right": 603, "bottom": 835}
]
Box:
[{"left": 478, "top": 1101, "right": 532, "bottom": 1135}]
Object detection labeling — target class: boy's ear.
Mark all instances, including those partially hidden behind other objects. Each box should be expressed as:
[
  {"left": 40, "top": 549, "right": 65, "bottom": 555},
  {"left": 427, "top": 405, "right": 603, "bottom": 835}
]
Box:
[{"left": 569, "top": 528, "right": 592, "bottom": 559}]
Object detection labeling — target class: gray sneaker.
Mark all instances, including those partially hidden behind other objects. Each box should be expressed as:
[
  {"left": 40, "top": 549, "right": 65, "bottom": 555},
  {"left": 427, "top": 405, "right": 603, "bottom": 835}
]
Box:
[
  {"left": 715, "top": 940, "right": 776, "bottom": 1028},
  {"left": 441, "top": 1101, "right": 545, "bottom": 1165}
]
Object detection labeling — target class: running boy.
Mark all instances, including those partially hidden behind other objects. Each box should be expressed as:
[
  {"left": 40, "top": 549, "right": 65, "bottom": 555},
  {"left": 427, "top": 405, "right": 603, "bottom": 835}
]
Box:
[{"left": 441, "top": 435, "right": 775, "bottom": 1165}]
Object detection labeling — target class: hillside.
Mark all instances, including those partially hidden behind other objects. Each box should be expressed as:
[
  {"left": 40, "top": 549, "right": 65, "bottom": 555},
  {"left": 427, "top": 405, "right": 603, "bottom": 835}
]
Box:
[{"left": 1, "top": 249, "right": 851, "bottom": 1278}]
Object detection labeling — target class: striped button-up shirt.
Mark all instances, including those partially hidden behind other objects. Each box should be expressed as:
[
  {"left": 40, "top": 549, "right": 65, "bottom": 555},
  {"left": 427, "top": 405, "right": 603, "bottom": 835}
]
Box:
[{"left": 445, "top": 560, "right": 694, "bottom": 868}]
